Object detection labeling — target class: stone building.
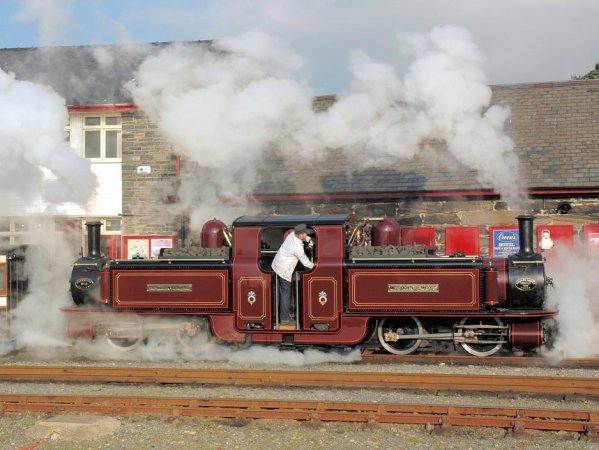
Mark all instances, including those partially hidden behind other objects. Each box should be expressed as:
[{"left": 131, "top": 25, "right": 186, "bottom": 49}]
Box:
[
  {"left": 1, "top": 43, "right": 598, "bottom": 256},
  {"left": 255, "top": 82, "right": 599, "bottom": 254}
]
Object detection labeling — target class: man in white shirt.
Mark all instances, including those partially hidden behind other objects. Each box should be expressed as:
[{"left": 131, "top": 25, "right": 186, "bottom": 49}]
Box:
[{"left": 272, "top": 224, "right": 315, "bottom": 324}]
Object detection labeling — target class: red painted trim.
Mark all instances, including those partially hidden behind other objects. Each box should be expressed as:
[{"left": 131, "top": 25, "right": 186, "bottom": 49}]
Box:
[
  {"left": 68, "top": 104, "right": 138, "bottom": 113},
  {"left": 528, "top": 188, "right": 599, "bottom": 196},
  {"left": 254, "top": 187, "right": 599, "bottom": 202},
  {"left": 364, "top": 311, "right": 557, "bottom": 319},
  {"left": 255, "top": 190, "right": 496, "bottom": 202},
  {"left": 210, "top": 314, "right": 246, "bottom": 342},
  {"left": 292, "top": 316, "right": 370, "bottom": 344},
  {"left": 491, "top": 79, "right": 599, "bottom": 90}
]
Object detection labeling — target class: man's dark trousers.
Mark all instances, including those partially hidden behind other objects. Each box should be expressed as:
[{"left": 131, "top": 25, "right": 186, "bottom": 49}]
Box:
[{"left": 278, "top": 275, "right": 292, "bottom": 322}]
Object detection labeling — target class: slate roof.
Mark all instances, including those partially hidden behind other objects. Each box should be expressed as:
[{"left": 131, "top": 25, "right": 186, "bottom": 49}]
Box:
[
  {"left": 2, "top": 44, "right": 598, "bottom": 197},
  {"left": 256, "top": 81, "right": 599, "bottom": 197},
  {"left": 0, "top": 42, "right": 208, "bottom": 105},
  {"left": 255, "top": 147, "right": 481, "bottom": 197}
]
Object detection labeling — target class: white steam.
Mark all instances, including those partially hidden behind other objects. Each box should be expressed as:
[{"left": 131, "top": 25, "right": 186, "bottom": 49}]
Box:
[
  {"left": 127, "top": 30, "right": 317, "bottom": 228},
  {"left": 0, "top": 68, "right": 96, "bottom": 355},
  {"left": 0, "top": 69, "right": 97, "bottom": 215},
  {"left": 72, "top": 319, "right": 362, "bottom": 367},
  {"left": 128, "top": 25, "right": 524, "bottom": 230},
  {"left": 321, "top": 26, "right": 523, "bottom": 206},
  {"left": 545, "top": 245, "right": 599, "bottom": 359},
  {"left": 7, "top": 218, "right": 80, "bottom": 353}
]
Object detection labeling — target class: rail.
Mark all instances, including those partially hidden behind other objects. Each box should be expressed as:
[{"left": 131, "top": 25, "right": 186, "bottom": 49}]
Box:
[
  {"left": 0, "top": 394, "right": 596, "bottom": 435},
  {"left": 0, "top": 366, "right": 597, "bottom": 397}
]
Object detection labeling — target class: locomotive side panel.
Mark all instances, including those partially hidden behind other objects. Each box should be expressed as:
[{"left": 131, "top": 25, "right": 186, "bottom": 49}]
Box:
[
  {"left": 302, "top": 225, "right": 344, "bottom": 331},
  {"left": 233, "top": 227, "right": 272, "bottom": 330},
  {"left": 348, "top": 268, "right": 481, "bottom": 311},
  {"left": 112, "top": 269, "right": 229, "bottom": 309}
]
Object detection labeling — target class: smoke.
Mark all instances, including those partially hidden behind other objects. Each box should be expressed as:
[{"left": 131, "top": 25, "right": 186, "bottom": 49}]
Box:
[
  {"left": 6, "top": 218, "right": 80, "bottom": 352},
  {"left": 71, "top": 316, "right": 362, "bottom": 367},
  {"left": 127, "top": 31, "right": 318, "bottom": 228},
  {"left": 12, "top": 0, "right": 74, "bottom": 47},
  {"left": 128, "top": 26, "right": 525, "bottom": 230},
  {"left": 0, "top": 68, "right": 97, "bottom": 215},
  {"left": 318, "top": 25, "right": 525, "bottom": 207},
  {"left": 0, "top": 67, "right": 95, "bottom": 354},
  {"left": 544, "top": 245, "right": 599, "bottom": 359}
]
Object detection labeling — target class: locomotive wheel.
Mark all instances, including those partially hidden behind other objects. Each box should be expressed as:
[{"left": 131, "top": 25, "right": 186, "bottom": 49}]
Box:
[
  {"left": 377, "top": 316, "right": 423, "bottom": 355},
  {"left": 176, "top": 318, "right": 210, "bottom": 350},
  {"left": 105, "top": 316, "right": 144, "bottom": 351},
  {"left": 458, "top": 317, "right": 504, "bottom": 357}
]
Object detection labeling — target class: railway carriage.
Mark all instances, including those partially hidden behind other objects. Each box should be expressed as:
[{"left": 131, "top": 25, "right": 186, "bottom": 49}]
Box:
[{"left": 66, "top": 214, "right": 556, "bottom": 356}]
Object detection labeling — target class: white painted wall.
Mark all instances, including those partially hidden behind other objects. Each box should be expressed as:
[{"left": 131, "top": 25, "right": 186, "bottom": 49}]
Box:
[
  {"left": 88, "top": 162, "right": 122, "bottom": 216},
  {"left": 67, "top": 113, "right": 122, "bottom": 217}
]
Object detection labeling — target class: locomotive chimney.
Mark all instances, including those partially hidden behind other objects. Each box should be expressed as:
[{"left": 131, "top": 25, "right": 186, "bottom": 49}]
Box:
[
  {"left": 516, "top": 215, "right": 534, "bottom": 256},
  {"left": 85, "top": 221, "right": 102, "bottom": 258}
]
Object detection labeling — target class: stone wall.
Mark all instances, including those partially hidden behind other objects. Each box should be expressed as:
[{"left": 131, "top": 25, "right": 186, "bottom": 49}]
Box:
[{"left": 121, "top": 111, "right": 179, "bottom": 236}]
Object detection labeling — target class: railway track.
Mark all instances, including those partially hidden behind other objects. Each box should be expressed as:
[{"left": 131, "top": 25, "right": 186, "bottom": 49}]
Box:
[
  {"left": 14, "top": 346, "right": 599, "bottom": 368},
  {"left": 361, "top": 351, "right": 599, "bottom": 368},
  {"left": 0, "top": 393, "right": 597, "bottom": 436},
  {"left": 0, "top": 365, "right": 598, "bottom": 397}
]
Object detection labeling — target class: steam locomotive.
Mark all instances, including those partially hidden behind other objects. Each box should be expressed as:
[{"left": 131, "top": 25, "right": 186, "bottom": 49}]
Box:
[{"left": 66, "top": 214, "right": 555, "bottom": 356}]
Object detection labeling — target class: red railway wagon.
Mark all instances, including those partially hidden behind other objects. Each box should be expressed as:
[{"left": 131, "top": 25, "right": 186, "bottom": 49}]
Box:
[{"left": 66, "top": 214, "right": 556, "bottom": 356}]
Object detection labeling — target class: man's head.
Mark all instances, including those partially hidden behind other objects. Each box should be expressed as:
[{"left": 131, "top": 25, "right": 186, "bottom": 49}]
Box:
[{"left": 294, "top": 223, "right": 313, "bottom": 239}]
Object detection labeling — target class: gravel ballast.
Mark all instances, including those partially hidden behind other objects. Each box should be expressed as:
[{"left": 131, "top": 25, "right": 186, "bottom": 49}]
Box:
[{"left": 0, "top": 348, "right": 597, "bottom": 448}]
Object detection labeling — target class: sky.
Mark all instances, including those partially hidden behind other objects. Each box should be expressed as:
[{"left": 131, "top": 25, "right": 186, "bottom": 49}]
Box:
[{"left": 0, "top": 0, "right": 597, "bottom": 95}]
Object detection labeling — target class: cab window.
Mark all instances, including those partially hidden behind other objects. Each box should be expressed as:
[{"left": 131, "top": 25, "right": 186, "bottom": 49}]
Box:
[{"left": 258, "top": 227, "right": 316, "bottom": 272}]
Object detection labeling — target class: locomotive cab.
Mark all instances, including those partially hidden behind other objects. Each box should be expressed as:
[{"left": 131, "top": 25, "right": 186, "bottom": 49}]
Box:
[
  {"left": 258, "top": 226, "right": 317, "bottom": 273},
  {"left": 262, "top": 225, "right": 317, "bottom": 328}
]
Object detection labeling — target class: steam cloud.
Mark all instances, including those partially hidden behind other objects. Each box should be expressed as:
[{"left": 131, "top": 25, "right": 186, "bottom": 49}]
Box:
[
  {"left": 127, "top": 25, "right": 525, "bottom": 230},
  {"left": 7, "top": 219, "right": 80, "bottom": 352},
  {"left": 320, "top": 26, "right": 524, "bottom": 206},
  {"left": 0, "top": 69, "right": 97, "bottom": 215},
  {"left": 72, "top": 321, "right": 362, "bottom": 367},
  {"left": 0, "top": 69, "right": 95, "bottom": 354},
  {"left": 127, "top": 30, "right": 318, "bottom": 228},
  {"left": 545, "top": 246, "right": 599, "bottom": 359}
]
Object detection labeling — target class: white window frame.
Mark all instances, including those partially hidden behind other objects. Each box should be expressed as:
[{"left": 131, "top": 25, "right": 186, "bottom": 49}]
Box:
[
  {"left": 81, "top": 114, "right": 122, "bottom": 161},
  {"left": 0, "top": 217, "right": 122, "bottom": 247},
  {"left": 65, "top": 115, "right": 71, "bottom": 144}
]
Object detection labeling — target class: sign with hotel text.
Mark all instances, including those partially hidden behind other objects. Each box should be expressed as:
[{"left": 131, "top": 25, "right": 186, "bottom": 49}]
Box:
[{"left": 490, "top": 226, "right": 519, "bottom": 257}]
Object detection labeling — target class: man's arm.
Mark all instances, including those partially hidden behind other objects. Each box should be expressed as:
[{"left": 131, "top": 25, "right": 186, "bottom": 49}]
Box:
[{"left": 294, "top": 240, "right": 315, "bottom": 269}]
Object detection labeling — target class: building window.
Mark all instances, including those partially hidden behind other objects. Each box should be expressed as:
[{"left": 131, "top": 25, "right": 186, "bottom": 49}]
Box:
[
  {"left": 65, "top": 115, "right": 71, "bottom": 144},
  {"left": 0, "top": 218, "right": 32, "bottom": 245},
  {"left": 83, "top": 115, "right": 122, "bottom": 160},
  {"left": 0, "top": 217, "right": 121, "bottom": 248}
]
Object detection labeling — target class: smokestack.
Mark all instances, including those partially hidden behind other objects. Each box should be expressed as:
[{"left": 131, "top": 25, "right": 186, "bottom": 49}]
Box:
[
  {"left": 516, "top": 215, "right": 534, "bottom": 256},
  {"left": 85, "top": 221, "right": 102, "bottom": 258}
]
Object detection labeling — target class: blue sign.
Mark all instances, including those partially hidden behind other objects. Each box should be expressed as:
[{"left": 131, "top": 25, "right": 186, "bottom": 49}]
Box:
[{"left": 492, "top": 229, "right": 520, "bottom": 257}]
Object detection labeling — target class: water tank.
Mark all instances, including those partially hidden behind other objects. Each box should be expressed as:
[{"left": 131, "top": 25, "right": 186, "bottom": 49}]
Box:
[
  {"left": 372, "top": 217, "right": 401, "bottom": 246},
  {"left": 201, "top": 219, "right": 226, "bottom": 248}
]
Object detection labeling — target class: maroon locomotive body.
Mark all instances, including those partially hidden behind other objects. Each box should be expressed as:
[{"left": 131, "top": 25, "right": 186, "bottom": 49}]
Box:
[{"left": 66, "top": 214, "right": 555, "bottom": 356}]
